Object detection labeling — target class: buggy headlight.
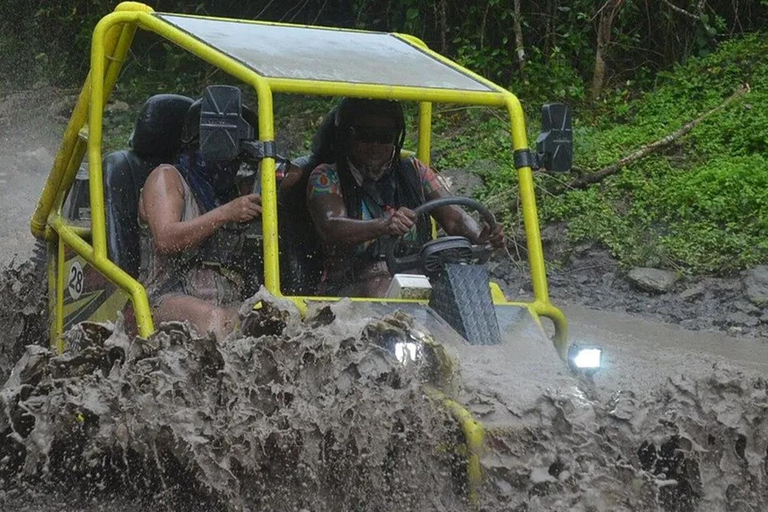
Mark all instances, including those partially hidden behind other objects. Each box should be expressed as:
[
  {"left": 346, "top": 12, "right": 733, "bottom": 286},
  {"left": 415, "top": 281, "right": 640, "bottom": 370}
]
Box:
[{"left": 568, "top": 344, "right": 603, "bottom": 371}]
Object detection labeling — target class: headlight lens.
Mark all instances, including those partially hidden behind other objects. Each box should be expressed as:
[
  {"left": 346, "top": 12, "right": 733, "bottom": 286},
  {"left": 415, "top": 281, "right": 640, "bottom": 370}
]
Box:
[{"left": 569, "top": 345, "right": 603, "bottom": 370}]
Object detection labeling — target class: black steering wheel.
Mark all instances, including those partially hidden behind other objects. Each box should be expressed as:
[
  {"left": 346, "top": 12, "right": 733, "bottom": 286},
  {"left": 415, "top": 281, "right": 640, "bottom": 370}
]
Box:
[{"left": 384, "top": 196, "right": 498, "bottom": 275}]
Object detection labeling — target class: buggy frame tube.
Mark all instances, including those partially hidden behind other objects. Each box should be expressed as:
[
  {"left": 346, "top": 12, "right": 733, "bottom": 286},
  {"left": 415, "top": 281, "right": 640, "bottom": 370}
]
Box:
[
  {"left": 418, "top": 102, "right": 432, "bottom": 164},
  {"left": 425, "top": 386, "right": 484, "bottom": 504},
  {"left": 31, "top": 7, "right": 139, "bottom": 239},
  {"left": 504, "top": 95, "right": 568, "bottom": 358},
  {"left": 50, "top": 214, "right": 154, "bottom": 337}
]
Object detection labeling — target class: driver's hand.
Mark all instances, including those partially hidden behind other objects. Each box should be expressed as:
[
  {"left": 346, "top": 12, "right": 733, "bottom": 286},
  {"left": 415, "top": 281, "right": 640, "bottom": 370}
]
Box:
[
  {"left": 383, "top": 207, "right": 416, "bottom": 236},
  {"left": 219, "top": 193, "right": 262, "bottom": 223},
  {"left": 477, "top": 222, "right": 505, "bottom": 249}
]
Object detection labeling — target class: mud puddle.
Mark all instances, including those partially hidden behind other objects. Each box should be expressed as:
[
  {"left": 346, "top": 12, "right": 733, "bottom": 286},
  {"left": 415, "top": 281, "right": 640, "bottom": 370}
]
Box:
[{"left": 1, "top": 263, "right": 768, "bottom": 511}]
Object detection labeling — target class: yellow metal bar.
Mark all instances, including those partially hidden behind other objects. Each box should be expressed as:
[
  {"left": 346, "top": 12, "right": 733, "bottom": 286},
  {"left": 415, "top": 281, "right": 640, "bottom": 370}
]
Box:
[
  {"left": 503, "top": 94, "right": 569, "bottom": 358},
  {"left": 425, "top": 386, "right": 484, "bottom": 504},
  {"left": 256, "top": 89, "right": 281, "bottom": 295},
  {"left": 55, "top": 239, "right": 66, "bottom": 353},
  {"left": 268, "top": 78, "right": 506, "bottom": 106},
  {"left": 50, "top": 215, "right": 155, "bottom": 337},
  {"left": 505, "top": 95, "right": 547, "bottom": 304},
  {"left": 418, "top": 102, "right": 439, "bottom": 238},
  {"left": 533, "top": 300, "right": 569, "bottom": 360},
  {"left": 418, "top": 102, "right": 432, "bottom": 165},
  {"left": 88, "top": 12, "right": 142, "bottom": 259}
]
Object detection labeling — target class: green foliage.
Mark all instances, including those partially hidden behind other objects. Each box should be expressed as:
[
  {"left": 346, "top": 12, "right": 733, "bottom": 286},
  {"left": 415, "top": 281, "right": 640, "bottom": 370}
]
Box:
[
  {"left": 543, "top": 155, "right": 768, "bottom": 272},
  {"left": 426, "top": 31, "right": 768, "bottom": 274},
  {"left": 539, "top": 32, "right": 768, "bottom": 273}
]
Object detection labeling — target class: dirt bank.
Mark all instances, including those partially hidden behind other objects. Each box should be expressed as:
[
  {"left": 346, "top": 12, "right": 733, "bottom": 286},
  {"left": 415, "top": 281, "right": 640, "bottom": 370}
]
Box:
[{"left": 488, "top": 235, "right": 768, "bottom": 339}]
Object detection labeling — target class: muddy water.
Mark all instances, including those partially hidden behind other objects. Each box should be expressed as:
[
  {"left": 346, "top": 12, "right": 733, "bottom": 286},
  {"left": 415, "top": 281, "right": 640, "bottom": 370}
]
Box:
[{"left": 2, "top": 273, "right": 768, "bottom": 511}]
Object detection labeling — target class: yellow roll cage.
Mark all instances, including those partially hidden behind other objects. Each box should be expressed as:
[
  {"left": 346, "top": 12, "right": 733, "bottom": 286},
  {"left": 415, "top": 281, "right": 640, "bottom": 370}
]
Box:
[{"left": 31, "top": 1, "right": 567, "bottom": 359}]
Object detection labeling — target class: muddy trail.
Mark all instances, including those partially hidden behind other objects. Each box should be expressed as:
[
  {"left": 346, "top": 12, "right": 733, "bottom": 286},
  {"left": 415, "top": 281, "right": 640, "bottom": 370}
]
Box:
[
  {"left": 3, "top": 87, "right": 768, "bottom": 511},
  {"left": 2, "top": 268, "right": 768, "bottom": 511}
]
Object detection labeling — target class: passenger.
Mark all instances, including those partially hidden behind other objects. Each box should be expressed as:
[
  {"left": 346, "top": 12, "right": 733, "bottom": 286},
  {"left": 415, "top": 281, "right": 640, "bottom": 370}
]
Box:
[
  {"left": 138, "top": 98, "right": 290, "bottom": 340},
  {"left": 307, "top": 98, "right": 505, "bottom": 297}
]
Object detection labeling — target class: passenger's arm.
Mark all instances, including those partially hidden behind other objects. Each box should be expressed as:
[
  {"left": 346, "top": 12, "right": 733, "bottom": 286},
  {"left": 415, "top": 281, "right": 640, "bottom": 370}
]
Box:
[{"left": 139, "top": 165, "right": 262, "bottom": 255}]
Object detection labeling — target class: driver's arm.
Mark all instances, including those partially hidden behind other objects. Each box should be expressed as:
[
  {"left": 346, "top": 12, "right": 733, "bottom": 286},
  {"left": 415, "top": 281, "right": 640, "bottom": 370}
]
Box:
[
  {"left": 420, "top": 162, "right": 505, "bottom": 249},
  {"left": 307, "top": 166, "right": 414, "bottom": 248},
  {"left": 139, "top": 165, "right": 261, "bottom": 255}
]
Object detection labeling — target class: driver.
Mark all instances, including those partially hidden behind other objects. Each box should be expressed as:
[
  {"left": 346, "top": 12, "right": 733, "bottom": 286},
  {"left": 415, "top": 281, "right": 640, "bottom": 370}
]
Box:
[
  {"left": 138, "top": 98, "right": 271, "bottom": 341},
  {"left": 307, "top": 98, "right": 505, "bottom": 297}
]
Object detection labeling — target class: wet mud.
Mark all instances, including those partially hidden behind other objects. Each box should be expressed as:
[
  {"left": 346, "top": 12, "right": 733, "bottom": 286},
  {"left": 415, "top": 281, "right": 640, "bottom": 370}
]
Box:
[
  {"left": 490, "top": 239, "right": 768, "bottom": 339},
  {"left": 1, "top": 269, "right": 768, "bottom": 511},
  {"left": 1, "top": 295, "right": 468, "bottom": 511}
]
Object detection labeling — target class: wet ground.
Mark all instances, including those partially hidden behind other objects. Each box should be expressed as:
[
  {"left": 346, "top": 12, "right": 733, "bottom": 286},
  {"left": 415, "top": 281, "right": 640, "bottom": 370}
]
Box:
[
  {"left": 0, "top": 87, "right": 65, "bottom": 265},
  {"left": 2, "top": 88, "right": 768, "bottom": 511}
]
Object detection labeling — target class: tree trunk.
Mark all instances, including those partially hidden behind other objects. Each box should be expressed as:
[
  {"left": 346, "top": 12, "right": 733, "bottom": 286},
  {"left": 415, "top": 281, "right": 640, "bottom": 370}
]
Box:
[
  {"left": 512, "top": 0, "right": 526, "bottom": 77},
  {"left": 591, "top": 0, "right": 625, "bottom": 102},
  {"left": 438, "top": 0, "right": 448, "bottom": 54},
  {"left": 544, "top": 0, "right": 557, "bottom": 58}
]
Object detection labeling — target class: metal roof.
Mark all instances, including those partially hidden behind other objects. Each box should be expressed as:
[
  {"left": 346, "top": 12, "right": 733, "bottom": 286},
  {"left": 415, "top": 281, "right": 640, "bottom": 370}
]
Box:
[{"left": 156, "top": 14, "right": 496, "bottom": 93}]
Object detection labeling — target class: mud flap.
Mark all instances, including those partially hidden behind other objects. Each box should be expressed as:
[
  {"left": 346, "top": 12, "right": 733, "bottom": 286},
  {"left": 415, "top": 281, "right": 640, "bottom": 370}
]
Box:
[{"left": 429, "top": 263, "right": 502, "bottom": 346}]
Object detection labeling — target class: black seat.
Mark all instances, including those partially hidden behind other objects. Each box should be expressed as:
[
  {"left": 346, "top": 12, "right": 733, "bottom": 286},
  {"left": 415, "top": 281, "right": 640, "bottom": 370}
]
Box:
[
  {"left": 278, "top": 107, "right": 338, "bottom": 295},
  {"left": 103, "top": 94, "right": 194, "bottom": 277}
]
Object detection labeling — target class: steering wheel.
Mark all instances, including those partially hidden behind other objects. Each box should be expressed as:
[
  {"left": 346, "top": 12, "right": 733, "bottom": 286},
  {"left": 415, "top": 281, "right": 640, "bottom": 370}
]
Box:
[{"left": 384, "top": 196, "right": 498, "bottom": 275}]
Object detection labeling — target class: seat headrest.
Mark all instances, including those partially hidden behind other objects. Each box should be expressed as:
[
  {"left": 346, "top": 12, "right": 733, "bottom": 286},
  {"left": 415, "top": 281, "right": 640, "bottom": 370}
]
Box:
[
  {"left": 310, "top": 106, "right": 338, "bottom": 164},
  {"left": 129, "top": 94, "right": 195, "bottom": 159}
]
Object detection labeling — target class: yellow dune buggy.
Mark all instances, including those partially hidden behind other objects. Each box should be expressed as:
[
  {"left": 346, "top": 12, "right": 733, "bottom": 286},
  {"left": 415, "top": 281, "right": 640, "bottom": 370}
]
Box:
[{"left": 32, "top": 1, "right": 576, "bottom": 498}]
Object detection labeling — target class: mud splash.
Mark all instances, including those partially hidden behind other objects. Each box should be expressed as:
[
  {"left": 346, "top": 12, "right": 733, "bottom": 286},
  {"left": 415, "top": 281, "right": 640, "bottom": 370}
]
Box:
[
  {"left": 1, "top": 294, "right": 466, "bottom": 511},
  {"left": 0, "top": 259, "right": 47, "bottom": 385},
  {"left": 1, "top": 268, "right": 768, "bottom": 511},
  {"left": 479, "top": 366, "right": 768, "bottom": 511}
]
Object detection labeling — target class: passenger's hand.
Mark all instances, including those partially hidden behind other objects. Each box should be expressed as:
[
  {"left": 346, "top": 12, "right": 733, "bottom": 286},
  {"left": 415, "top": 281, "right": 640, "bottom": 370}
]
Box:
[
  {"left": 219, "top": 193, "right": 262, "bottom": 223},
  {"left": 477, "top": 222, "right": 505, "bottom": 249},
  {"left": 383, "top": 207, "right": 416, "bottom": 236}
]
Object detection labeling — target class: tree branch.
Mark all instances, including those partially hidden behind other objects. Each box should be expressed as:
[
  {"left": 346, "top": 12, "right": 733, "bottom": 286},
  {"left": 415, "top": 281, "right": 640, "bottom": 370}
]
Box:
[
  {"left": 661, "top": 0, "right": 704, "bottom": 22},
  {"left": 568, "top": 84, "right": 750, "bottom": 189}
]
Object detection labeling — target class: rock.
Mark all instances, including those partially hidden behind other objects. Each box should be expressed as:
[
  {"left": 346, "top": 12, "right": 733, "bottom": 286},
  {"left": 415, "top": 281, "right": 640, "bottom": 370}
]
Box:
[
  {"left": 541, "top": 222, "right": 570, "bottom": 262},
  {"left": 734, "top": 300, "right": 761, "bottom": 314},
  {"left": 679, "top": 319, "right": 700, "bottom": 330},
  {"left": 726, "top": 311, "right": 760, "bottom": 328},
  {"left": 627, "top": 268, "right": 680, "bottom": 294},
  {"left": 680, "top": 284, "right": 706, "bottom": 302},
  {"left": 439, "top": 168, "right": 484, "bottom": 197},
  {"left": 745, "top": 266, "right": 768, "bottom": 306}
]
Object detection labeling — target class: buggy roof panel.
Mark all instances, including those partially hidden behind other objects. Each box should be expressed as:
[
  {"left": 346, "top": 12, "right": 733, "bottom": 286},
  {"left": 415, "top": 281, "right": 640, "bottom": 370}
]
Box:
[{"left": 156, "top": 14, "right": 496, "bottom": 93}]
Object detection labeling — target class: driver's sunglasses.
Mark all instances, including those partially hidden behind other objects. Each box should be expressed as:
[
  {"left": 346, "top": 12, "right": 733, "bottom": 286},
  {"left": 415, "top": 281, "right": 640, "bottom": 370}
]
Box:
[{"left": 349, "top": 125, "right": 398, "bottom": 145}]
